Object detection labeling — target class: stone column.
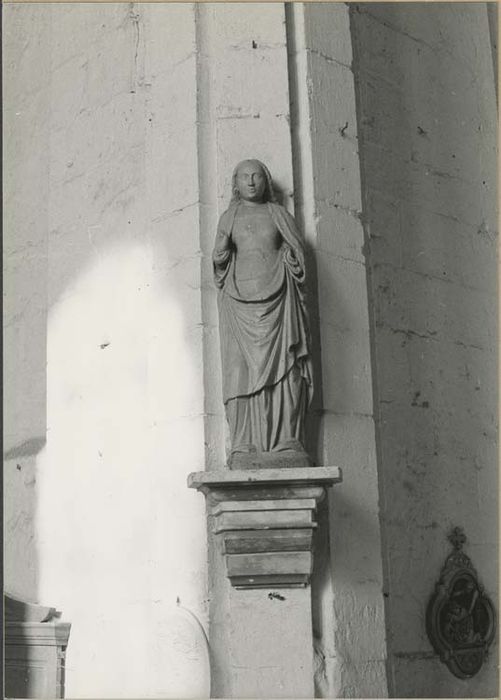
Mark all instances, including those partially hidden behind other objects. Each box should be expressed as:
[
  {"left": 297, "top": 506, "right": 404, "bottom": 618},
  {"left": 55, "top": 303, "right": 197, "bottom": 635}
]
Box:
[
  {"left": 189, "top": 467, "right": 341, "bottom": 698},
  {"left": 287, "top": 4, "right": 390, "bottom": 696},
  {"left": 194, "top": 6, "right": 328, "bottom": 694}
]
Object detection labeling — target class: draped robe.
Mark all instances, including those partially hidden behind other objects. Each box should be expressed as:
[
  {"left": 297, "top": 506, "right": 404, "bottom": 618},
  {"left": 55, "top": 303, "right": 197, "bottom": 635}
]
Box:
[{"left": 213, "top": 201, "right": 313, "bottom": 457}]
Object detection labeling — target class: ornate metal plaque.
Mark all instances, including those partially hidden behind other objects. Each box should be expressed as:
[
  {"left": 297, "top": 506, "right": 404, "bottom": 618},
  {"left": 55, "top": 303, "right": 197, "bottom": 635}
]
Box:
[{"left": 426, "top": 527, "right": 496, "bottom": 679}]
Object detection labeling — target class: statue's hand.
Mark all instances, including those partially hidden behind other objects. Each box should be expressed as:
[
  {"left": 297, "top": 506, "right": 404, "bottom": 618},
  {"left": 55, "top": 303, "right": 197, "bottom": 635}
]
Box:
[{"left": 283, "top": 244, "right": 305, "bottom": 282}]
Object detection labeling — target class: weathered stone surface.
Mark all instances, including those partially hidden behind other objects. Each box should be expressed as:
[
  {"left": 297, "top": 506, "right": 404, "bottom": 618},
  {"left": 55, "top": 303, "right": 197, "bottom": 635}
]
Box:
[
  {"left": 351, "top": 3, "right": 498, "bottom": 697},
  {"left": 190, "top": 464, "right": 341, "bottom": 697},
  {"left": 189, "top": 465, "right": 341, "bottom": 491},
  {"left": 190, "top": 466, "right": 340, "bottom": 593},
  {"left": 213, "top": 159, "right": 313, "bottom": 463},
  {"left": 290, "top": 5, "right": 389, "bottom": 696},
  {"left": 5, "top": 609, "right": 71, "bottom": 700}
]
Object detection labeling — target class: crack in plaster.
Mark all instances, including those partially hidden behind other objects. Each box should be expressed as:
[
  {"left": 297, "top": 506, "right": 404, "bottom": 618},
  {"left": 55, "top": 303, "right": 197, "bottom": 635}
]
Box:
[
  {"left": 306, "top": 47, "right": 352, "bottom": 72},
  {"left": 356, "top": 8, "right": 437, "bottom": 52},
  {"left": 151, "top": 201, "right": 199, "bottom": 224},
  {"left": 373, "top": 260, "right": 482, "bottom": 293}
]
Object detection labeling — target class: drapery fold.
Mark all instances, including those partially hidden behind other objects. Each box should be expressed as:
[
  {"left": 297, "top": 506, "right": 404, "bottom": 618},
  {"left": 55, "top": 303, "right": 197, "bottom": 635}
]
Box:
[{"left": 213, "top": 202, "right": 313, "bottom": 408}]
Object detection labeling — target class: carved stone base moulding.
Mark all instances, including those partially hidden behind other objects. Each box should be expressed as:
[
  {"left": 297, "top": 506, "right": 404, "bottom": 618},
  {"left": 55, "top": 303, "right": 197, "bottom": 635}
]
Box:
[
  {"left": 188, "top": 467, "right": 342, "bottom": 589},
  {"left": 426, "top": 527, "right": 496, "bottom": 680},
  {"left": 4, "top": 594, "right": 71, "bottom": 699}
]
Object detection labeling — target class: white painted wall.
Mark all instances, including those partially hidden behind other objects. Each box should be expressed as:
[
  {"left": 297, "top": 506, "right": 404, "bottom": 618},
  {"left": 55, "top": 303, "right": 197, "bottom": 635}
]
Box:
[{"left": 5, "top": 4, "right": 210, "bottom": 697}]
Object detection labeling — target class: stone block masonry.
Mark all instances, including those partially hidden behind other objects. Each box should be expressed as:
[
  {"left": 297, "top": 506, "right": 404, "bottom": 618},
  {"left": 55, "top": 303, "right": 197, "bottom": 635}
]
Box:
[{"left": 351, "top": 3, "right": 498, "bottom": 697}]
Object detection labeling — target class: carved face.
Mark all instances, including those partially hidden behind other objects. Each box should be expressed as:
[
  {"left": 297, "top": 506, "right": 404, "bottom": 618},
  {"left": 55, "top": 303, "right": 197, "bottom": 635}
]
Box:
[{"left": 235, "top": 161, "right": 266, "bottom": 202}]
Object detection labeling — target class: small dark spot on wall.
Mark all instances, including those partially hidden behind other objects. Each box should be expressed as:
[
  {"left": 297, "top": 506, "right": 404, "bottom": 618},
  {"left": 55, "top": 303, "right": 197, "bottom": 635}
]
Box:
[
  {"left": 411, "top": 391, "right": 429, "bottom": 408},
  {"left": 16, "top": 464, "right": 22, "bottom": 471},
  {"left": 268, "top": 592, "right": 286, "bottom": 601},
  {"left": 100, "top": 342, "right": 110, "bottom": 349},
  {"left": 339, "top": 121, "right": 349, "bottom": 137},
  {"left": 383, "top": 592, "right": 389, "bottom": 598},
  {"left": 252, "top": 40, "right": 257, "bottom": 49},
  {"left": 417, "top": 125, "right": 428, "bottom": 137}
]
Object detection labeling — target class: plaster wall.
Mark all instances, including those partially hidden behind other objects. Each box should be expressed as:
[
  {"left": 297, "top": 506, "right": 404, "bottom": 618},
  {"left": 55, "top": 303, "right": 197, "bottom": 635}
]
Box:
[
  {"left": 5, "top": 4, "right": 210, "bottom": 697},
  {"left": 287, "top": 5, "right": 388, "bottom": 697},
  {"left": 3, "top": 4, "right": 51, "bottom": 602},
  {"left": 351, "top": 3, "right": 498, "bottom": 696}
]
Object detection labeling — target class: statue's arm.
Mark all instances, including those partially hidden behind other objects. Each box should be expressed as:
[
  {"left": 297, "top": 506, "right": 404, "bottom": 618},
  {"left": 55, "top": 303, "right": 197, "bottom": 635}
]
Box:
[
  {"left": 276, "top": 206, "right": 306, "bottom": 278},
  {"left": 213, "top": 211, "right": 234, "bottom": 288},
  {"left": 213, "top": 217, "right": 232, "bottom": 265}
]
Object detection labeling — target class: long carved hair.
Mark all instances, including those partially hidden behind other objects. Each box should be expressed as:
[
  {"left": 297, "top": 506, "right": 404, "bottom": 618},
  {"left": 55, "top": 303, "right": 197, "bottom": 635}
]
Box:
[{"left": 230, "top": 159, "right": 278, "bottom": 204}]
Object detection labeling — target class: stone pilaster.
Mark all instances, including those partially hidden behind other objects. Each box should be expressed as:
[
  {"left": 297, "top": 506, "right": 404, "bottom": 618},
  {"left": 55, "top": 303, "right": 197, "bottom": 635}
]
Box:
[{"left": 189, "top": 466, "right": 341, "bottom": 697}]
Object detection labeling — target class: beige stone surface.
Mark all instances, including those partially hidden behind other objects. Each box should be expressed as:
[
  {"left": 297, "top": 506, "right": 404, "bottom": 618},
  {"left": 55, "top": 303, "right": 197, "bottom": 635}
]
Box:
[
  {"left": 3, "top": 4, "right": 51, "bottom": 602},
  {"left": 4, "top": 2, "right": 496, "bottom": 698},
  {"left": 352, "top": 3, "right": 498, "bottom": 697},
  {"left": 5, "top": 4, "right": 210, "bottom": 698},
  {"left": 288, "top": 4, "right": 389, "bottom": 696}
]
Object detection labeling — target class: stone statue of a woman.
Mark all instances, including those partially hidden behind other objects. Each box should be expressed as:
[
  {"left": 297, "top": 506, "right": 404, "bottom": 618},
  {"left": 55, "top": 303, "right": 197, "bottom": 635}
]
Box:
[{"left": 213, "top": 159, "right": 313, "bottom": 468}]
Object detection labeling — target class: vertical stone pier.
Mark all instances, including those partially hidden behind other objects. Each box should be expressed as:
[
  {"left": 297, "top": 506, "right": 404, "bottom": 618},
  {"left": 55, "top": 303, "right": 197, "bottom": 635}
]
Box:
[
  {"left": 193, "top": 4, "right": 327, "bottom": 694},
  {"left": 188, "top": 467, "right": 342, "bottom": 697},
  {"left": 193, "top": 1, "right": 386, "bottom": 696}
]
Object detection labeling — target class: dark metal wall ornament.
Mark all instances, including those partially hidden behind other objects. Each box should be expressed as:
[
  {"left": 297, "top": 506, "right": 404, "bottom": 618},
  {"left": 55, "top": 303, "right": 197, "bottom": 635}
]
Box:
[{"left": 426, "top": 527, "right": 496, "bottom": 679}]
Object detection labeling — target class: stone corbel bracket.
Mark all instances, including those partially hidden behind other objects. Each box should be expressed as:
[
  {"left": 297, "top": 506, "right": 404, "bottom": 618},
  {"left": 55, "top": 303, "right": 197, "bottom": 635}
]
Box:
[{"left": 188, "top": 467, "right": 342, "bottom": 589}]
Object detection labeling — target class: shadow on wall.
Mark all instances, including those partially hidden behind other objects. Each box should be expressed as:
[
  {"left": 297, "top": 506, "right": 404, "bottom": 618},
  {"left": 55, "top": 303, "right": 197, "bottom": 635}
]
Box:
[
  {"left": 4, "top": 431, "right": 46, "bottom": 607},
  {"left": 303, "top": 238, "right": 325, "bottom": 465}
]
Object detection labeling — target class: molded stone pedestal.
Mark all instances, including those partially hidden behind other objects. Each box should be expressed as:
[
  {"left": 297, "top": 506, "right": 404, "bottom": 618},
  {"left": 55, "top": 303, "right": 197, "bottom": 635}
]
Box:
[
  {"left": 4, "top": 595, "right": 71, "bottom": 699},
  {"left": 189, "top": 467, "right": 341, "bottom": 589},
  {"left": 188, "top": 466, "right": 341, "bottom": 697}
]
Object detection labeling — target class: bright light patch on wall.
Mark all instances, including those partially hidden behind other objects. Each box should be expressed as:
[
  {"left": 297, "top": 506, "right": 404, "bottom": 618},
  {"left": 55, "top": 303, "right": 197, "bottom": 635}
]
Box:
[{"left": 36, "top": 242, "right": 209, "bottom": 698}]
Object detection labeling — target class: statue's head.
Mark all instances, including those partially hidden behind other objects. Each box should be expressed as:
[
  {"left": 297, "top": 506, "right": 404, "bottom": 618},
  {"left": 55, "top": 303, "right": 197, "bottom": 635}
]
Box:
[{"left": 231, "top": 159, "right": 277, "bottom": 204}]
